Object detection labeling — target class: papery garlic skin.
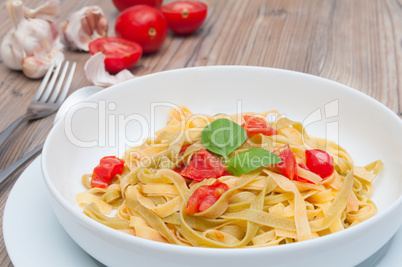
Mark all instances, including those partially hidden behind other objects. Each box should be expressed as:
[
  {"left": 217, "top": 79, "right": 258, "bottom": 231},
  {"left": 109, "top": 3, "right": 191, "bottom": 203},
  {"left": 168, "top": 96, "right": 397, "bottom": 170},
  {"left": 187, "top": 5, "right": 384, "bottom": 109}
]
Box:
[
  {"left": 62, "top": 6, "right": 108, "bottom": 51},
  {"left": 22, "top": 0, "right": 59, "bottom": 21},
  {"left": 0, "top": 0, "right": 64, "bottom": 79},
  {"left": 1, "top": 30, "right": 22, "bottom": 70},
  {"left": 85, "top": 52, "right": 135, "bottom": 87}
]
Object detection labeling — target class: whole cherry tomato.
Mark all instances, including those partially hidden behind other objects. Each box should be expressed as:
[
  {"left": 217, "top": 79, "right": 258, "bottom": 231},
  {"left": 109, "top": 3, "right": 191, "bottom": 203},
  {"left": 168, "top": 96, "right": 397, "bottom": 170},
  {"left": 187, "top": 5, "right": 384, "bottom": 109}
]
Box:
[
  {"left": 305, "top": 149, "right": 334, "bottom": 178},
  {"left": 160, "top": 1, "right": 208, "bottom": 35},
  {"left": 242, "top": 115, "right": 278, "bottom": 136},
  {"left": 181, "top": 149, "right": 226, "bottom": 181},
  {"left": 115, "top": 5, "right": 168, "bottom": 53},
  {"left": 112, "top": 0, "right": 163, "bottom": 12},
  {"left": 185, "top": 180, "right": 229, "bottom": 214},
  {"left": 88, "top": 37, "right": 142, "bottom": 73},
  {"left": 91, "top": 156, "right": 125, "bottom": 188}
]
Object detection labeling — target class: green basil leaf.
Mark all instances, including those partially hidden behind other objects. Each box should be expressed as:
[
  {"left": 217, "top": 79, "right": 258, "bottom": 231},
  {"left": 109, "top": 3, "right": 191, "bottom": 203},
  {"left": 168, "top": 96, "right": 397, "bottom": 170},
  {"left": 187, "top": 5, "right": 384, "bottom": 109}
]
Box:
[
  {"left": 201, "top": 118, "right": 247, "bottom": 158},
  {"left": 227, "top": 148, "right": 282, "bottom": 176}
]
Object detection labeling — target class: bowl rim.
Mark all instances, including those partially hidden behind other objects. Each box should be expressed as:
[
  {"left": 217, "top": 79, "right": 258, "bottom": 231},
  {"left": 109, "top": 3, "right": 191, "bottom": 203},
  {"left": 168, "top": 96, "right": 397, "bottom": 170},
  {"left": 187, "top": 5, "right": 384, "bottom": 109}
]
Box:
[{"left": 42, "top": 65, "right": 402, "bottom": 256}]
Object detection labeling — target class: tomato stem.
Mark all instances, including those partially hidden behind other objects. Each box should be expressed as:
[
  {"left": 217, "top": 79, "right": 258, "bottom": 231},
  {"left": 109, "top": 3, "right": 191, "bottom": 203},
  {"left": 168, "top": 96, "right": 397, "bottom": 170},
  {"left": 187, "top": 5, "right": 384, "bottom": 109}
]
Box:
[
  {"left": 148, "top": 28, "right": 156, "bottom": 37},
  {"left": 181, "top": 8, "right": 189, "bottom": 18}
]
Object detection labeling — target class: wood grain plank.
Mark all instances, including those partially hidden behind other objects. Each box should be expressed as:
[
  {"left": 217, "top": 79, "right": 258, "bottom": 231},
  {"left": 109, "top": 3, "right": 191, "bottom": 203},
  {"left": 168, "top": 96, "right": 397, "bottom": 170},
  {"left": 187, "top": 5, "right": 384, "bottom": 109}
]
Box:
[{"left": 382, "top": 0, "right": 402, "bottom": 115}]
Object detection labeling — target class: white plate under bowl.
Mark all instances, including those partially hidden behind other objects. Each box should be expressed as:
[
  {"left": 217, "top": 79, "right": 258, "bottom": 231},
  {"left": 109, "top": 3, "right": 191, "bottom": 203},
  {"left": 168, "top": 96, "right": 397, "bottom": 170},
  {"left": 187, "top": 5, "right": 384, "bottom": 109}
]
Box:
[
  {"left": 3, "top": 157, "right": 402, "bottom": 266},
  {"left": 41, "top": 66, "right": 402, "bottom": 267}
]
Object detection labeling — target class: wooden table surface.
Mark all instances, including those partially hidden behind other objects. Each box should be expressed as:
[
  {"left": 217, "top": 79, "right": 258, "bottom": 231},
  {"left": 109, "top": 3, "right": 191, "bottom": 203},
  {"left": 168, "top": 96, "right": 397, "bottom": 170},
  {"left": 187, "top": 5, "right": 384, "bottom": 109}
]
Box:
[{"left": 0, "top": 0, "right": 401, "bottom": 265}]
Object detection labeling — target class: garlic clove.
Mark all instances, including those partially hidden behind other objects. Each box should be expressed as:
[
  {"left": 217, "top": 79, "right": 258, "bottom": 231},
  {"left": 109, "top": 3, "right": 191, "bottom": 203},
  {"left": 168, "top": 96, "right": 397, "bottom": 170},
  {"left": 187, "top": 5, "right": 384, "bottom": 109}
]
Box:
[
  {"left": 22, "top": 47, "right": 64, "bottom": 79},
  {"left": 96, "top": 16, "right": 108, "bottom": 36},
  {"left": 1, "top": 31, "right": 24, "bottom": 70},
  {"left": 22, "top": 56, "right": 48, "bottom": 79},
  {"left": 62, "top": 6, "right": 108, "bottom": 51},
  {"left": 84, "top": 52, "right": 135, "bottom": 87}
]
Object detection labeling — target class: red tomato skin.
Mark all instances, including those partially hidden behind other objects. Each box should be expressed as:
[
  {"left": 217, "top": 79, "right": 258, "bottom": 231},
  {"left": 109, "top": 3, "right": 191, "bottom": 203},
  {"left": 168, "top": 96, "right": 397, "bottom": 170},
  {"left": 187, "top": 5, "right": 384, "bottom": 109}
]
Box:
[
  {"left": 242, "top": 115, "right": 278, "bottom": 136},
  {"left": 160, "top": 1, "right": 207, "bottom": 35},
  {"left": 305, "top": 149, "right": 334, "bottom": 178},
  {"left": 181, "top": 149, "right": 226, "bottom": 181},
  {"left": 91, "top": 156, "right": 125, "bottom": 188},
  {"left": 115, "top": 5, "right": 168, "bottom": 53},
  {"left": 89, "top": 37, "right": 143, "bottom": 74},
  {"left": 185, "top": 181, "right": 229, "bottom": 214},
  {"left": 112, "top": 0, "right": 163, "bottom": 12},
  {"left": 277, "top": 148, "right": 297, "bottom": 180},
  {"left": 244, "top": 127, "right": 278, "bottom": 136},
  {"left": 198, "top": 195, "right": 217, "bottom": 212},
  {"left": 184, "top": 189, "right": 201, "bottom": 214}
]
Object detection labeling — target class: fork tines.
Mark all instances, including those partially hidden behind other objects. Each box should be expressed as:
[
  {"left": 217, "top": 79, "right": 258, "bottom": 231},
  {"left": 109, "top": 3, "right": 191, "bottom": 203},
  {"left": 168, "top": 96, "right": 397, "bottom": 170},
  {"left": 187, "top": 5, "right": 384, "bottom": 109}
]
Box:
[{"left": 33, "top": 61, "right": 77, "bottom": 104}]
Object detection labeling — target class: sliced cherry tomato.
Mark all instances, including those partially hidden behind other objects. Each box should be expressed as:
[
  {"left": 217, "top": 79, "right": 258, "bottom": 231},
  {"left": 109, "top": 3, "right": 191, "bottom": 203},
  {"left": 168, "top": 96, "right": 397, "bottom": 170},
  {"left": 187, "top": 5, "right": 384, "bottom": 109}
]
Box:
[
  {"left": 115, "top": 5, "right": 168, "bottom": 53},
  {"left": 275, "top": 146, "right": 297, "bottom": 180},
  {"left": 181, "top": 149, "right": 226, "bottom": 181},
  {"left": 185, "top": 181, "right": 229, "bottom": 214},
  {"left": 112, "top": 0, "right": 163, "bottom": 12},
  {"left": 242, "top": 115, "right": 278, "bottom": 136},
  {"left": 305, "top": 149, "right": 334, "bottom": 178},
  {"left": 91, "top": 156, "right": 125, "bottom": 188},
  {"left": 88, "top": 37, "right": 142, "bottom": 74},
  {"left": 160, "top": 1, "right": 208, "bottom": 35}
]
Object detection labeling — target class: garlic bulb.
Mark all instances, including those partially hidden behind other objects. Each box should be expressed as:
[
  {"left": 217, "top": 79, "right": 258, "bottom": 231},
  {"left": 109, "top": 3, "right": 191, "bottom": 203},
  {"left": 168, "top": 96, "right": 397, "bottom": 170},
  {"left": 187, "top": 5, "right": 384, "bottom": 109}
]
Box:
[
  {"left": 62, "top": 6, "right": 108, "bottom": 51},
  {"left": 22, "top": 0, "right": 59, "bottom": 21},
  {"left": 0, "top": 0, "right": 64, "bottom": 79},
  {"left": 85, "top": 52, "right": 135, "bottom": 87}
]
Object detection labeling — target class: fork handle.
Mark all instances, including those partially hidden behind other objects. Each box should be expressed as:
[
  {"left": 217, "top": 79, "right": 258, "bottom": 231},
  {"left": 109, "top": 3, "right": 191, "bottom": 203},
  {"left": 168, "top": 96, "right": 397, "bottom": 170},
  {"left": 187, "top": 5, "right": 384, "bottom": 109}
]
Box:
[
  {"left": 0, "top": 114, "right": 31, "bottom": 148},
  {"left": 0, "top": 143, "right": 43, "bottom": 186}
]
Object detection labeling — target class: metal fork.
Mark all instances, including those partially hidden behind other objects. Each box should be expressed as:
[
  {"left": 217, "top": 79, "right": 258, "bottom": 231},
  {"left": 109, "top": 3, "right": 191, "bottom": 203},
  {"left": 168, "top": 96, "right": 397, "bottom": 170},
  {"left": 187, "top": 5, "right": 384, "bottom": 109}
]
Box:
[{"left": 0, "top": 61, "right": 76, "bottom": 147}]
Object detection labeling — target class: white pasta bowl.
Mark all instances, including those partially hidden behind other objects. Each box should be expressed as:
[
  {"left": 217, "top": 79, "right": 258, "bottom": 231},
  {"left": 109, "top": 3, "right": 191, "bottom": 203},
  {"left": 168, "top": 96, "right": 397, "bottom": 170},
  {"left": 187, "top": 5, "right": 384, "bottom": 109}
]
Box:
[{"left": 42, "top": 66, "right": 402, "bottom": 267}]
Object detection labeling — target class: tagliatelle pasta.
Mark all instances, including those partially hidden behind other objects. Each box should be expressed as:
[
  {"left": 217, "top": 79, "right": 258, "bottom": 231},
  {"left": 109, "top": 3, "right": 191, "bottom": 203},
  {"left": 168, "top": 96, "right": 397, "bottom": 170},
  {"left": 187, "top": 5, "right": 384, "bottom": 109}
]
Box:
[{"left": 76, "top": 106, "right": 383, "bottom": 247}]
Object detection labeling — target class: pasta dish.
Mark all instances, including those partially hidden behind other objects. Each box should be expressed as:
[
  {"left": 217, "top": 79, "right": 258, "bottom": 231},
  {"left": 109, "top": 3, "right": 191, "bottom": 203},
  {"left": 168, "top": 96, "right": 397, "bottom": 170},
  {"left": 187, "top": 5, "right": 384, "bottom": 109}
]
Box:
[{"left": 76, "top": 107, "right": 383, "bottom": 248}]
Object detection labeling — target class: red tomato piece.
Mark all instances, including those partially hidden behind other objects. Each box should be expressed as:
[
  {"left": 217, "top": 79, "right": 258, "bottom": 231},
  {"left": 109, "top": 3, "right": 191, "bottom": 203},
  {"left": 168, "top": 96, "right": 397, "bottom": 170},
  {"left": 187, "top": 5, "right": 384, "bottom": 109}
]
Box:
[
  {"left": 185, "top": 192, "right": 201, "bottom": 214},
  {"left": 112, "top": 0, "right": 163, "bottom": 12},
  {"left": 88, "top": 37, "right": 142, "bottom": 74},
  {"left": 185, "top": 181, "right": 229, "bottom": 214},
  {"left": 91, "top": 156, "right": 125, "bottom": 188},
  {"left": 181, "top": 149, "right": 226, "bottom": 181},
  {"left": 198, "top": 195, "right": 217, "bottom": 212},
  {"left": 115, "top": 5, "right": 168, "bottom": 53},
  {"left": 276, "top": 147, "right": 297, "bottom": 180},
  {"left": 160, "top": 1, "right": 208, "bottom": 35},
  {"left": 305, "top": 149, "right": 334, "bottom": 178},
  {"left": 242, "top": 115, "right": 278, "bottom": 136}
]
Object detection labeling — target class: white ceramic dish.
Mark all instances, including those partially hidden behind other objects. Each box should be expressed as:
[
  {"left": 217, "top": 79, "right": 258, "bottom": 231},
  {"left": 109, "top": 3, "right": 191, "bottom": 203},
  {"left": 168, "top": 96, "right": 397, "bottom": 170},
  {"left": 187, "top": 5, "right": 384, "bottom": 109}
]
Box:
[
  {"left": 4, "top": 157, "right": 402, "bottom": 267},
  {"left": 41, "top": 66, "right": 402, "bottom": 267},
  {"left": 3, "top": 157, "right": 104, "bottom": 267}
]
